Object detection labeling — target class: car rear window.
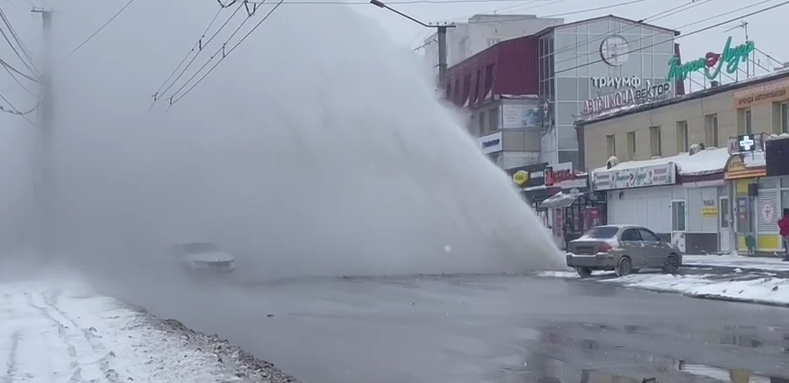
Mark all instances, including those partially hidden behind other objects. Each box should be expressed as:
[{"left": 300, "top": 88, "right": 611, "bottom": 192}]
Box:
[{"left": 583, "top": 226, "right": 619, "bottom": 239}]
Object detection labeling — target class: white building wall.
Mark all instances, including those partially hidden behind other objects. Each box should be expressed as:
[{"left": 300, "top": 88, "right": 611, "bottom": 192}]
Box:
[{"left": 607, "top": 185, "right": 684, "bottom": 233}]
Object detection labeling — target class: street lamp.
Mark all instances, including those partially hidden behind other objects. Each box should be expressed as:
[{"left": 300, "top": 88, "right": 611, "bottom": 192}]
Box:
[{"left": 369, "top": 0, "right": 454, "bottom": 87}]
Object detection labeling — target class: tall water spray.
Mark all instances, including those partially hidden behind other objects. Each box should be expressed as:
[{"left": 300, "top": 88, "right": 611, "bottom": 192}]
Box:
[{"left": 38, "top": 0, "right": 563, "bottom": 281}]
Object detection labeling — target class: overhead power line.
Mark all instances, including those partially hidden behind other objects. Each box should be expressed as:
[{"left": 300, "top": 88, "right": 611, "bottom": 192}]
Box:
[
  {"left": 251, "top": 0, "right": 577, "bottom": 4},
  {"left": 0, "top": 57, "right": 37, "bottom": 82},
  {"left": 150, "top": 4, "right": 245, "bottom": 108},
  {"left": 554, "top": 0, "right": 789, "bottom": 76},
  {"left": 0, "top": 7, "right": 39, "bottom": 75},
  {"left": 166, "top": 0, "right": 286, "bottom": 109},
  {"left": 550, "top": 0, "right": 713, "bottom": 65},
  {"left": 63, "top": 0, "right": 137, "bottom": 59}
]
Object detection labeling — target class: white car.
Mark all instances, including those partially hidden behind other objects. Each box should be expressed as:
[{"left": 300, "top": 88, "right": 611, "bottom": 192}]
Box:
[{"left": 166, "top": 242, "right": 236, "bottom": 275}]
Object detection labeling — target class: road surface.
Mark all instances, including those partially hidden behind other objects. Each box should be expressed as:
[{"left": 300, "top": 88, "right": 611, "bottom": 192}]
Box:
[{"left": 112, "top": 274, "right": 789, "bottom": 383}]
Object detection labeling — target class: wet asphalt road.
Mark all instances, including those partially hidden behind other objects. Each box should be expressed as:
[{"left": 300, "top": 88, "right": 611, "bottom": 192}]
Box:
[{"left": 126, "top": 273, "right": 789, "bottom": 383}]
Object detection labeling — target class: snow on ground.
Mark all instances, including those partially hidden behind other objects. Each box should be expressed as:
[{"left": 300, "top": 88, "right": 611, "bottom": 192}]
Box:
[
  {"left": 537, "top": 271, "right": 789, "bottom": 306},
  {"left": 0, "top": 278, "right": 299, "bottom": 383},
  {"left": 684, "top": 254, "right": 789, "bottom": 272}
]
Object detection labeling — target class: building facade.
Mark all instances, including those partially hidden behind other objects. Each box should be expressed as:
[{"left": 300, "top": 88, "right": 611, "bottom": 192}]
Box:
[
  {"left": 578, "top": 60, "right": 789, "bottom": 254},
  {"left": 423, "top": 14, "right": 563, "bottom": 83},
  {"left": 537, "top": 15, "right": 681, "bottom": 167}
]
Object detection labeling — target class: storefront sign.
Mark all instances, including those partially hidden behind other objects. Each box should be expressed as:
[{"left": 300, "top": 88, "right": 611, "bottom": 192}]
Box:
[
  {"left": 733, "top": 78, "right": 789, "bottom": 107},
  {"left": 701, "top": 199, "right": 717, "bottom": 217},
  {"left": 724, "top": 154, "right": 767, "bottom": 179},
  {"left": 592, "top": 163, "right": 676, "bottom": 191},
  {"left": 501, "top": 104, "right": 541, "bottom": 129},
  {"left": 478, "top": 132, "right": 503, "bottom": 154},
  {"left": 546, "top": 162, "right": 587, "bottom": 189},
  {"left": 728, "top": 133, "right": 765, "bottom": 154},
  {"left": 508, "top": 163, "right": 547, "bottom": 190},
  {"left": 590, "top": 76, "right": 643, "bottom": 89},
  {"left": 666, "top": 36, "right": 755, "bottom": 83},
  {"left": 762, "top": 201, "right": 776, "bottom": 223},
  {"left": 582, "top": 81, "right": 671, "bottom": 116}
]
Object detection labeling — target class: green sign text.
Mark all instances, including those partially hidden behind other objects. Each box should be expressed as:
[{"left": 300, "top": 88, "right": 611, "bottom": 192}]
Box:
[{"left": 666, "top": 36, "right": 755, "bottom": 83}]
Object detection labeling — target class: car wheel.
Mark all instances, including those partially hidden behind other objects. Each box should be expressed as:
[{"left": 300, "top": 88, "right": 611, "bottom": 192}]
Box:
[
  {"left": 615, "top": 256, "right": 632, "bottom": 277},
  {"left": 576, "top": 267, "right": 592, "bottom": 278},
  {"left": 663, "top": 254, "right": 680, "bottom": 274}
]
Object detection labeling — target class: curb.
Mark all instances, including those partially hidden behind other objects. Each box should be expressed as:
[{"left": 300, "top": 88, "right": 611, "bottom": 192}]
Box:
[
  {"left": 685, "top": 293, "right": 789, "bottom": 308},
  {"left": 682, "top": 264, "right": 784, "bottom": 274}
]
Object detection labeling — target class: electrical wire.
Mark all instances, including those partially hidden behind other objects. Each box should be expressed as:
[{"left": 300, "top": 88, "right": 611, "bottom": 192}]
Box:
[
  {"left": 0, "top": 92, "right": 36, "bottom": 125},
  {"left": 0, "top": 57, "right": 37, "bottom": 82},
  {"left": 149, "top": 6, "right": 225, "bottom": 106},
  {"left": 62, "top": 0, "right": 138, "bottom": 60},
  {"left": 167, "top": 0, "right": 285, "bottom": 108},
  {"left": 250, "top": 0, "right": 574, "bottom": 4},
  {"left": 754, "top": 47, "right": 784, "bottom": 67},
  {"left": 550, "top": 0, "right": 712, "bottom": 64},
  {"left": 554, "top": 0, "right": 789, "bottom": 76},
  {"left": 152, "top": 3, "right": 245, "bottom": 107},
  {"left": 0, "top": 7, "right": 39, "bottom": 75}
]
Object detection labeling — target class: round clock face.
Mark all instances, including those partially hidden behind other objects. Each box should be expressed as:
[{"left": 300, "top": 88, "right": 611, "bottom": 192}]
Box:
[{"left": 600, "top": 36, "right": 629, "bottom": 66}]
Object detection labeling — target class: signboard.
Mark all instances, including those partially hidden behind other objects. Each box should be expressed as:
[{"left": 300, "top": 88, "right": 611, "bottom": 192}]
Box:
[
  {"left": 501, "top": 104, "right": 541, "bottom": 129},
  {"left": 762, "top": 201, "right": 776, "bottom": 223},
  {"left": 666, "top": 36, "right": 755, "bottom": 83},
  {"left": 508, "top": 163, "right": 548, "bottom": 190},
  {"left": 592, "top": 163, "right": 676, "bottom": 191},
  {"left": 724, "top": 154, "right": 767, "bottom": 180},
  {"left": 590, "top": 76, "right": 643, "bottom": 89},
  {"left": 734, "top": 78, "right": 789, "bottom": 107},
  {"left": 545, "top": 162, "right": 587, "bottom": 189},
  {"left": 478, "top": 132, "right": 503, "bottom": 154},
  {"left": 702, "top": 199, "right": 717, "bottom": 217},
  {"left": 582, "top": 81, "right": 672, "bottom": 116},
  {"left": 766, "top": 138, "right": 789, "bottom": 176},
  {"left": 728, "top": 133, "right": 764, "bottom": 154}
]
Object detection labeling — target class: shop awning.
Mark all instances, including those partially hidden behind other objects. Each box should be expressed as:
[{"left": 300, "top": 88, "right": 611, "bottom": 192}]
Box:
[{"left": 539, "top": 191, "right": 582, "bottom": 209}]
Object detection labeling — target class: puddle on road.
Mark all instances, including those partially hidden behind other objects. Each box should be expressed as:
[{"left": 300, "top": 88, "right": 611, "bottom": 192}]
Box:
[{"left": 490, "top": 322, "right": 789, "bottom": 383}]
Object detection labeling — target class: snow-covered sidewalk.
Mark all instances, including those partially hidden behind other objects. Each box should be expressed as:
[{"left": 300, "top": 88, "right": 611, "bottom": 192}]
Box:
[
  {"left": 684, "top": 254, "right": 789, "bottom": 272},
  {"left": 538, "top": 271, "right": 789, "bottom": 307},
  {"left": 0, "top": 279, "right": 299, "bottom": 383}
]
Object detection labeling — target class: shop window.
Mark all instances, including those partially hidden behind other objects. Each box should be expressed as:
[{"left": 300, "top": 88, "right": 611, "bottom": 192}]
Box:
[
  {"left": 676, "top": 120, "right": 688, "bottom": 152},
  {"left": 759, "top": 177, "right": 778, "bottom": 189},
  {"left": 782, "top": 190, "right": 789, "bottom": 214},
  {"left": 704, "top": 114, "right": 719, "bottom": 147},
  {"left": 782, "top": 102, "right": 789, "bottom": 134},
  {"left": 478, "top": 111, "right": 485, "bottom": 133},
  {"left": 672, "top": 200, "right": 686, "bottom": 231},
  {"left": 487, "top": 109, "right": 498, "bottom": 131},
  {"left": 720, "top": 197, "right": 730, "bottom": 229}
]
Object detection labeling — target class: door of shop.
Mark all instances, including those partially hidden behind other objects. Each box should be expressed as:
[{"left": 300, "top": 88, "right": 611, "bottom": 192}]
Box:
[{"left": 719, "top": 196, "right": 731, "bottom": 253}]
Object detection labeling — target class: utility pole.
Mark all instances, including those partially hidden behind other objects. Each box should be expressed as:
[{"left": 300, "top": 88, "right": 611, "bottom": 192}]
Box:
[
  {"left": 369, "top": 0, "right": 455, "bottom": 88},
  {"left": 31, "top": 7, "right": 54, "bottom": 256}
]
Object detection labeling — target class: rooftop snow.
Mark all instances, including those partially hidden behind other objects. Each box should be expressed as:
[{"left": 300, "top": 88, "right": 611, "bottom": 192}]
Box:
[{"left": 593, "top": 147, "right": 730, "bottom": 176}]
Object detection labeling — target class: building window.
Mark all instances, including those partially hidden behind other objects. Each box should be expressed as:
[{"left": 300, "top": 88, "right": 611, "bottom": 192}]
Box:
[
  {"left": 489, "top": 109, "right": 499, "bottom": 131},
  {"left": 606, "top": 134, "right": 616, "bottom": 158},
  {"left": 487, "top": 38, "right": 501, "bottom": 47},
  {"left": 649, "top": 126, "right": 662, "bottom": 157},
  {"left": 672, "top": 200, "right": 686, "bottom": 232},
  {"left": 704, "top": 114, "right": 719, "bottom": 147},
  {"left": 478, "top": 111, "right": 485, "bottom": 133},
  {"left": 781, "top": 102, "right": 789, "bottom": 134},
  {"left": 676, "top": 120, "right": 688, "bottom": 152},
  {"left": 626, "top": 131, "right": 636, "bottom": 160},
  {"left": 738, "top": 108, "right": 752, "bottom": 135}
]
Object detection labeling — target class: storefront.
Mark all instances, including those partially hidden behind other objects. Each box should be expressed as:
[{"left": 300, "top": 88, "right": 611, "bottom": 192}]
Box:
[
  {"left": 508, "top": 163, "right": 549, "bottom": 225},
  {"left": 541, "top": 162, "right": 606, "bottom": 249},
  {"left": 592, "top": 161, "right": 684, "bottom": 247},
  {"left": 725, "top": 143, "right": 770, "bottom": 254}
]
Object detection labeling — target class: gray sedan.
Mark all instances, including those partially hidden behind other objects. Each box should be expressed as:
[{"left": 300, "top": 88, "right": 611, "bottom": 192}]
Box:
[{"left": 565, "top": 224, "right": 683, "bottom": 278}]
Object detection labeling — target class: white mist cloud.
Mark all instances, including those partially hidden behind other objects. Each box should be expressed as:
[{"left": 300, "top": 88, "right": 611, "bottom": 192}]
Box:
[{"left": 14, "top": 0, "right": 563, "bottom": 288}]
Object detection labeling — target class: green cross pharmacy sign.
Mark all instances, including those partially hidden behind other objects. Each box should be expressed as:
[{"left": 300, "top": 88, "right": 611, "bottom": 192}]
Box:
[{"left": 666, "top": 36, "right": 755, "bottom": 83}]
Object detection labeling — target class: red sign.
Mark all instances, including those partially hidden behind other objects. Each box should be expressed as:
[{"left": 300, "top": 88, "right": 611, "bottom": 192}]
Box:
[{"left": 546, "top": 162, "right": 587, "bottom": 189}]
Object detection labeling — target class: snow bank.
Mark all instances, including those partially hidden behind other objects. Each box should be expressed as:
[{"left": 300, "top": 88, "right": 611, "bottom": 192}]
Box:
[
  {"left": 684, "top": 254, "right": 789, "bottom": 272},
  {"left": 537, "top": 271, "right": 789, "bottom": 307},
  {"left": 0, "top": 279, "right": 299, "bottom": 383},
  {"left": 594, "top": 147, "right": 729, "bottom": 176}
]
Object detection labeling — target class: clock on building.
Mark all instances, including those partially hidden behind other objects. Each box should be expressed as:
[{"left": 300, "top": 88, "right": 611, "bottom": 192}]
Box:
[{"left": 599, "top": 36, "right": 629, "bottom": 66}]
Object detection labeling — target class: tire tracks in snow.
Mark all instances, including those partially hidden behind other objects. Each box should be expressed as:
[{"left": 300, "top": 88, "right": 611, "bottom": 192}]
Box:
[{"left": 26, "top": 288, "right": 121, "bottom": 383}]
